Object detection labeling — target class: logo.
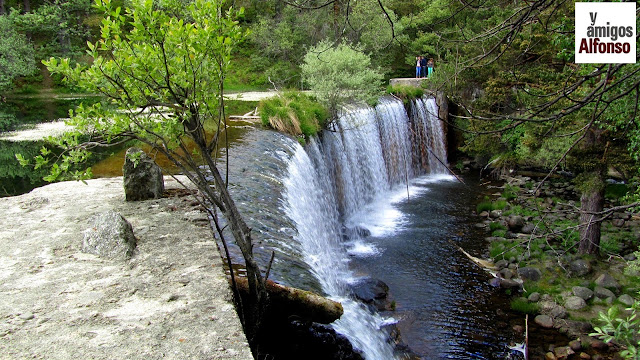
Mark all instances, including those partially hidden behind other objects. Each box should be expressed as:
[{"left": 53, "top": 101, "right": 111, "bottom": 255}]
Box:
[{"left": 575, "top": 2, "right": 636, "bottom": 64}]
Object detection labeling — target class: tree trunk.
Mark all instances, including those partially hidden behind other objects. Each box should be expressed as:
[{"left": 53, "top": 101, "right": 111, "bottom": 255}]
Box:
[
  {"left": 578, "top": 172, "right": 605, "bottom": 254},
  {"left": 0, "top": 0, "right": 6, "bottom": 15},
  {"left": 576, "top": 127, "right": 607, "bottom": 255},
  {"left": 23, "top": 0, "right": 30, "bottom": 12}
]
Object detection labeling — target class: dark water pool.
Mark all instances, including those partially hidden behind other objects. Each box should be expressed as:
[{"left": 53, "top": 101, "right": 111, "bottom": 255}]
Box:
[{"left": 350, "top": 175, "right": 523, "bottom": 359}]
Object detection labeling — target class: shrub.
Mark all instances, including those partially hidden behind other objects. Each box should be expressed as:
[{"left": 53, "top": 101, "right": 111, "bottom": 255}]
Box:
[{"left": 302, "top": 40, "right": 383, "bottom": 116}]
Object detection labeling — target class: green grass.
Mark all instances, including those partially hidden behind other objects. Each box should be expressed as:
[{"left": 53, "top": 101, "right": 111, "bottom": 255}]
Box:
[
  {"left": 493, "top": 200, "right": 508, "bottom": 210},
  {"left": 600, "top": 236, "right": 621, "bottom": 254},
  {"left": 477, "top": 201, "right": 493, "bottom": 213},
  {"left": 489, "top": 239, "right": 523, "bottom": 260},
  {"left": 489, "top": 222, "right": 507, "bottom": 232},
  {"left": 387, "top": 84, "right": 424, "bottom": 101},
  {"left": 477, "top": 199, "right": 508, "bottom": 213},
  {"left": 511, "top": 298, "right": 539, "bottom": 314},
  {"left": 225, "top": 100, "right": 259, "bottom": 117},
  {"left": 259, "top": 92, "right": 329, "bottom": 138},
  {"left": 492, "top": 229, "right": 507, "bottom": 238},
  {"left": 502, "top": 184, "right": 519, "bottom": 200}
]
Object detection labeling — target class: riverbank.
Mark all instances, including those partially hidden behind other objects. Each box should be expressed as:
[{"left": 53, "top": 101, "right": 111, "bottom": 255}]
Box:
[
  {"left": 471, "top": 172, "right": 640, "bottom": 359},
  {"left": 0, "top": 176, "right": 252, "bottom": 359},
  {"left": 0, "top": 91, "right": 275, "bottom": 142}
]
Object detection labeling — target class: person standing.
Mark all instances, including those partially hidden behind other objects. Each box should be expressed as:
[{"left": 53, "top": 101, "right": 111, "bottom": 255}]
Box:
[
  {"left": 415, "top": 56, "right": 422, "bottom": 78},
  {"left": 420, "top": 56, "right": 427, "bottom": 78},
  {"left": 427, "top": 58, "right": 435, "bottom": 78}
]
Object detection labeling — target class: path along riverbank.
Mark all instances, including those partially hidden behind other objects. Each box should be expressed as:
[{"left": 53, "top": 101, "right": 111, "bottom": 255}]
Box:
[
  {"left": 0, "top": 91, "right": 279, "bottom": 142},
  {"left": 0, "top": 176, "right": 252, "bottom": 359}
]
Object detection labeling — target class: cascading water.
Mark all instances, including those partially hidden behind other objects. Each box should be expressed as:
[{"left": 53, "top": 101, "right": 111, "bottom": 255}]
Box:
[{"left": 281, "top": 96, "right": 448, "bottom": 359}]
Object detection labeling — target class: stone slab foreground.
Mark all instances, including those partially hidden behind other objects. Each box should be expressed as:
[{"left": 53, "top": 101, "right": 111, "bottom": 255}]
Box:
[{"left": 0, "top": 176, "right": 252, "bottom": 360}]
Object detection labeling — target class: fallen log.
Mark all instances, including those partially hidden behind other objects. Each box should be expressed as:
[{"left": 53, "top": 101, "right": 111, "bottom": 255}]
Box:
[
  {"left": 228, "top": 115, "right": 261, "bottom": 121},
  {"left": 235, "top": 277, "right": 343, "bottom": 324}
]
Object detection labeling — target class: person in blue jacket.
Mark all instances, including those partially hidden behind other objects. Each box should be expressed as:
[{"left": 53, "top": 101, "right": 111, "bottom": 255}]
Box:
[{"left": 420, "top": 56, "right": 428, "bottom": 78}]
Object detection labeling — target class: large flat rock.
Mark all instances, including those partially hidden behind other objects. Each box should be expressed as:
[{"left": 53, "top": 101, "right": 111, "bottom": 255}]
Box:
[{"left": 0, "top": 176, "right": 252, "bottom": 360}]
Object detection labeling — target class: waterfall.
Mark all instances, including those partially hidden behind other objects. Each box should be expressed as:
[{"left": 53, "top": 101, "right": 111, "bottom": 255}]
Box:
[{"left": 281, "top": 96, "right": 447, "bottom": 359}]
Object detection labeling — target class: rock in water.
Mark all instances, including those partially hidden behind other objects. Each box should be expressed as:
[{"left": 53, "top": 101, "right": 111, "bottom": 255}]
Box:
[
  {"left": 122, "top": 147, "right": 164, "bottom": 201},
  {"left": 350, "top": 278, "right": 389, "bottom": 303},
  {"left": 82, "top": 211, "right": 136, "bottom": 260}
]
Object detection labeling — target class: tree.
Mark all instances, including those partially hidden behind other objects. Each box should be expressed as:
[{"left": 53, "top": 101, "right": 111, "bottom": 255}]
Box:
[
  {"left": 0, "top": 16, "right": 37, "bottom": 92},
  {"left": 8, "top": 0, "right": 93, "bottom": 58},
  {"left": 28, "top": 0, "right": 268, "bottom": 350},
  {"left": 301, "top": 40, "right": 383, "bottom": 116},
  {"left": 400, "top": 0, "right": 640, "bottom": 255}
]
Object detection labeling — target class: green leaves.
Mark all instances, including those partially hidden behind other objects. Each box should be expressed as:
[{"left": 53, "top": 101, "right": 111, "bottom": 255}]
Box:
[
  {"left": 0, "top": 17, "right": 38, "bottom": 92},
  {"left": 35, "top": 0, "right": 247, "bottom": 183},
  {"left": 302, "top": 41, "right": 383, "bottom": 116},
  {"left": 591, "top": 302, "right": 640, "bottom": 360}
]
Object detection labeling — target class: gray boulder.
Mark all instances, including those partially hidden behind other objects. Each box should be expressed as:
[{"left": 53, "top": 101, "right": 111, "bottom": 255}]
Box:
[
  {"left": 82, "top": 211, "right": 136, "bottom": 260},
  {"left": 594, "top": 286, "right": 615, "bottom": 299},
  {"left": 535, "top": 314, "right": 553, "bottom": 328},
  {"left": 572, "top": 286, "right": 593, "bottom": 301},
  {"left": 569, "top": 259, "right": 592, "bottom": 277},
  {"left": 521, "top": 223, "right": 535, "bottom": 234},
  {"left": 528, "top": 292, "right": 541, "bottom": 302},
  {"left": 618, "top": 294, "right": 635, "bottom": 307},
  {"left": 518, "top": 266, "right": 542, "bottom": 282},
  {"left": 565, "top": 296, "right": 587, "bottom": 310},
  {"left": 549, "top": 305, "right": 567, "bottom": 319},
  {"left": 123, "top": 147, "right": 164, "bottom": 201},
  {"left": 495, "top": 259, "right": 509, "bottom": 270},
  {"left": 499, "top": 278, "right": 522, "bottom": 290},
  {"left": 595, "top": 273, "right": 621, "bottom": 292}
]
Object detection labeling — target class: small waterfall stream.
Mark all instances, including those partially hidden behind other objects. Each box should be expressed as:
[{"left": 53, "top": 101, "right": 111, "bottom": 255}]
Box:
[{"left": 281, "top": 96, "right": 447, "bottom": 359}]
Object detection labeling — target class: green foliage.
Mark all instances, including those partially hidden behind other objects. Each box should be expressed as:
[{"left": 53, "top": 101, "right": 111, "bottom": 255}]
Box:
[
  {"left": 502, "top": 184, "right": 519, "bottom": 201},
  {"left": 510, "top": 298, "right": 539, "bottom": 315},
  {"left": 7, "top": 0, "right": 94, "bottom": 60},
  {"left": 489, "top": 222, "right": 506, "bottom": 232},
  {"left": 492, "top": 229, "right": 507, "bottom": 238},
  {"left": 259, "top": 92, "right": 328, "bottom": 139},
  {"left": 0, "top": 16, "right": 38, "bottom": 92},
  {"left": 476, "top": 199, "right": 507, "bottom": 213},
  {"left": 591, "top": 303, "right": 640, "bottom": 360},
  {"left": 0, "top": 141, "right": 49, "bottom": 197},
  {"left": 493, "top": 200, "right": 507, "bottom": 210},
  {"left": 600, "top": 236, "right": 621, "bottom": 255},
  {"left": 606, "top": 184, "right": 630, "bottom": 201},
  {"left": 387, "top": 84, "right": 424, "bottom": 102},
  {"left": 301, "top": 40, "right": 383, "bottom": 116},
  {"left": 476, "top": 200, "right": 493, "bottom": 213},
  {"left": 23, "top": 0, "right": 247, "bottom": 182}
]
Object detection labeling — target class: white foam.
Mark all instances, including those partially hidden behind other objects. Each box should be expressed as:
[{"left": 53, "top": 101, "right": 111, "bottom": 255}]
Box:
[{"left": 346, "top": 240, "right": 381, "bottom": 257}]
